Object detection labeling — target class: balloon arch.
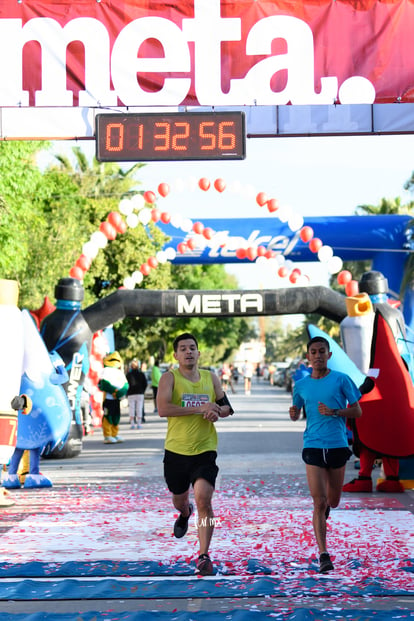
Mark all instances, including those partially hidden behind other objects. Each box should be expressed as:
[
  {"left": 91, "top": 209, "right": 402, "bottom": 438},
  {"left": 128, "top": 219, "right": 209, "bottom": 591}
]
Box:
[{"left": 68, "top": 176, "right": 358, "bottom": 297}]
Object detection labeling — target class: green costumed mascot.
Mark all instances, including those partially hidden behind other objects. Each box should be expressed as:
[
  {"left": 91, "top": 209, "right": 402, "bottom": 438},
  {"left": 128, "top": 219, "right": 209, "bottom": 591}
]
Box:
[{"left": 98, "top": 351, "right": 128, "bottom": 444}]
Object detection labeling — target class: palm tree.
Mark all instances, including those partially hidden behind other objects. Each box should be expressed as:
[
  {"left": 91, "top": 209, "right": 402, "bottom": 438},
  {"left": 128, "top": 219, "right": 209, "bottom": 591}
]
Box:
[{"left": 355, "top": 195, "right": 414, "bottom": 296}]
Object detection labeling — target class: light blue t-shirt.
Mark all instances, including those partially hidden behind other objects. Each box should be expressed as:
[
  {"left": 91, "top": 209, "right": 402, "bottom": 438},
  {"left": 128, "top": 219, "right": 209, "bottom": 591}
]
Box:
[{"left": 293, "top": 370, "right": 361, "bottom": 449}]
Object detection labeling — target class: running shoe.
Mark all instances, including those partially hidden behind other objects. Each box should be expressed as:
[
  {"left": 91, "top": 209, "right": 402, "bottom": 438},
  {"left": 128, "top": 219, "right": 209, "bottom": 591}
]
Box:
[
  {"left": 319, "top": 552, "right": 334, "bottom": 573},
  {"left": 173, "top": 503, "right": 193, "bottom": 538},
  {"left": 196, "top": 553, "right": 214, "bottom": 576}
]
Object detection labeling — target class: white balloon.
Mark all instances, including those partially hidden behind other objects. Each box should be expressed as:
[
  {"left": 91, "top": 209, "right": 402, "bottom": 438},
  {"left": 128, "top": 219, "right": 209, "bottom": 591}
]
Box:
[
  {"left": 126, "top": 213, "right": 139, "bottom": 228},
  {"left": 194, "top": 235, "right": 207, "bottom": 249},
  {"left": 327, "top": 256, "right": 344, "bottom": 274},
  {"left": 188, "top": 176, "right": 198, "bottom": 191},
  {"left": 318, "top": 245, "right": 334, "bottom": 263},
  {"left": 138, "top": 208, "right": 152, "bottom": 225},
  {"left": 123, "top": 276, "right": 135, "bottom": 289},
  {"left": 276, "top": 206, "right": 288, "bottom": 222},
  {"left": 181, "top": 218, "right": 193, "bottom": 233},
  {"left": 165, "top": 247, "right": 177, "bottom": 260},
  {"left": 82, "top": 241, "right": 99, "bottom": 259},
  {"left": 275, "top": 254, "right": 285, "bottom": 265},
  {"left": 119, "top": 198, "right": 134, "bottom": 216},
  {"left": 170, "top": 213, "right": 183, "bottom": 228},
  {"left": 288, "top": 214, "right": 304, "bottom": 232},
  {"left": 255, "top": 256, "right": 267, "bottom": 267},
  {"left": 90, "top": 231, "right": 108, "bottom": 249},
  {"left": 156, "top": 250, "right": 168, "bottom": 263},
  {"left": 284, "top": 259, "right": 294, "bottom": 271},
  {"left": 131, "top": 194, "right": 145, "bottom": 211},
  {"left": 132, "top": 271, "right": 144, "bottom": 284}
]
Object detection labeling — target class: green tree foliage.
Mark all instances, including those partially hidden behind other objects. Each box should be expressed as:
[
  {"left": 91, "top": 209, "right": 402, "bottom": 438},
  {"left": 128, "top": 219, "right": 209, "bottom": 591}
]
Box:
[{"left": 0, "top": 141, "right": 47, "bottom": 281}]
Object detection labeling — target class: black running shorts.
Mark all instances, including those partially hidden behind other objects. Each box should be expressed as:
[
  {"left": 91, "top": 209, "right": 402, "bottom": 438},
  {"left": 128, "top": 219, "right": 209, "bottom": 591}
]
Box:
[
  {"left": 302, "top": 447, "right": 352, "bottom": 469},
  {"left": 163, "top": 449, "right": 219, "bottom": 495}
]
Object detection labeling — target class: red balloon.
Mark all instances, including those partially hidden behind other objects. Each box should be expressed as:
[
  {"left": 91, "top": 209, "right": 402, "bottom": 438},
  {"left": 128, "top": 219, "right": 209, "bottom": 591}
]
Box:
[
  {"left": 160, "top": 212, "right": 171, "bottom": 224},
  {"left": 246, "top": 246, "right": 258, "bottom": 261},
  {"left": 203, "top": 227, "right": 214, "bottom": 240},
  {"left": 256, "top": 192, "right": 268, "bottom": 206},
  {"left": 99, "top": 221, "right": 117, "bottom": 240},
  {"left": 309, "top": 237, "right": 323, "bottom": 253},
  {"left": 151, "top": 208, "right": 161, "bottom": 222},
  {"left": 289, "top": 272, "right": 300, "bottom": 284},
  {"left": 144, "top": 190, "right": 156, "bottom": 204},
  {"left": 257, "top": 245, "right": 267, "bottom": 257},
  {"left": 88, "top": 370, "right": 99, "bottom": 383},
  {"left": 186, "top": 237, "right": 197, "bottom": 250},
  {"left": 147, "top": 256, "right": 159, "bottom": 269},
  {"left": 69, "top": 266, "right": 85, "bottom": 280},
  {"left": 214, "top": 178, "right": 226, "bottom": 193},
  {"left": 198, "top": 177, "right": 210, "bottom": 191},
  {"left": 140, "top": 263, "right": 151, "bottom": 276},
  {"left": 75, "top": 254, "right": 92, "bottom": 271},
  {"left": 299, "top": 226, "right": 314, "bottom": 243},
  {"left": 117, "top": 220, "right": 127, "bottom": 234},
  {"left": 107, "top": 211, "right": 123, "bottom": 231},
  {"left": 345, "top": 280, "right": 359, "bottom": 297},
  {"left": 193, "top": 221, "right": 204, "bottom": 234},
  {"left": 236, "top": 248, "right": 247, "bottom": 260},
  {"left": 278, "top": 266, "right": 289, "bottom": 278},
  {"left": 337, "top": 270, "right": 353, "bottom": 285},
  {"left": 267, "top": 198, "right": 279, "bottom": 213},
  {"left": 177, "top": 242, "right": 188, "bottom": 254},
  {"left": 158, "top": 182, "right": 170, "bottom": 197},
  {"left": 265, "top": 250, "right": 276, "bottom": 259}
]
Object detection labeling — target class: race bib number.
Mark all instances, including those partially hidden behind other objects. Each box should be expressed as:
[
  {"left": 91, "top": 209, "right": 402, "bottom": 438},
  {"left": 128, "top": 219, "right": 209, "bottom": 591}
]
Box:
[{"left": 181, "top": 393, "right": 209, "bottom": 410}]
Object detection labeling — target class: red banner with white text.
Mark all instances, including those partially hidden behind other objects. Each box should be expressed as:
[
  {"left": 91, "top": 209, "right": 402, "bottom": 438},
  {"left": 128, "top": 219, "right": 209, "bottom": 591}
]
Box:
[{"left": 0, "top": 0, "right": 413, "bottom": 109}]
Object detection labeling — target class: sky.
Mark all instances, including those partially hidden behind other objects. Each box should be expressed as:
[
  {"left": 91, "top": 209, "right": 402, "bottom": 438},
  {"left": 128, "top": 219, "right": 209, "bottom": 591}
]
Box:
[{"left": 49, "top": 132, "right": 414, "bottom": 302}]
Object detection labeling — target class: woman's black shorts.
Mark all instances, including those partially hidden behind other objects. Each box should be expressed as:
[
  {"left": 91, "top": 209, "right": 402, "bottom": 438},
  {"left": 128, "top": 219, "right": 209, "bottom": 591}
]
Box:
[
  {"left": 302, "top": 447, "right": 352, "bottom": 469},
  {"left": 163, "top": 449, "right": 219, "bottom": 495}
]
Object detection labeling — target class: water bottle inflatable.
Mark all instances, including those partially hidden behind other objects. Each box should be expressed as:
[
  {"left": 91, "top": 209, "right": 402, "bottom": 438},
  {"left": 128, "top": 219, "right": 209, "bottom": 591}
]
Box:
[
  {"left": 0, "top": 280, "right": 24, "bottom": 464},
  {"left": 307, "top": 324, "right": 367, "bottom": 388},
  {"left": 17, "top": 310, "right": 71, "bottom": 453},
  {"left": 340, "top": 293, "right": 375, "bottom": 375}
]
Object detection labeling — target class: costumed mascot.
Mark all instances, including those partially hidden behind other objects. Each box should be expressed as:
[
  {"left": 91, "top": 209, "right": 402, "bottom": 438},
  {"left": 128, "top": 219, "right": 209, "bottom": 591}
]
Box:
[
  {"left": 343, "top": 308, "right": 412, "bottom": 493},
  {"left": 310, "top": 271, "right": 413, "bottom": 494},
  {"left": 2, "top": 310, "right": 72, "bottom": 490},
  {"left": 341, "top": 271, "right": 414, "bottom": 493},
  {"left": 98, "top": 351, "right": 128, "bottom": 444}
]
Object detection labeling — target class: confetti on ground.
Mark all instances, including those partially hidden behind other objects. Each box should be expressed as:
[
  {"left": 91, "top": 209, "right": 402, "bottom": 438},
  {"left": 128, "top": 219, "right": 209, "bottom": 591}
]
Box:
[{"left": 0, "top": 475, "right": 412, "bottom": 599}]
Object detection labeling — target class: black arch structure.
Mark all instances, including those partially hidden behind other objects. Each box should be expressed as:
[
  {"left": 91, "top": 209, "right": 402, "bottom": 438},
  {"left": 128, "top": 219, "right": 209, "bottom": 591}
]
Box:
[{"left": 83, "top": 286, "right": 347, "bottom": 333}]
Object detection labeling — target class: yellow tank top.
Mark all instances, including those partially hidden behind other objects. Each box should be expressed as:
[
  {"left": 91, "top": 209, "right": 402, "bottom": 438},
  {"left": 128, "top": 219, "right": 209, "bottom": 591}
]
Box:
[{"left": 165, "top": 368, "right": 218, "bottom": 455}]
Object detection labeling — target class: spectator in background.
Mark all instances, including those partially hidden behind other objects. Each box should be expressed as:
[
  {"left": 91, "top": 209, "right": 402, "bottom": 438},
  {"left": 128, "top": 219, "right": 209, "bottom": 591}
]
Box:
[
  {"left": 126, "top": 359, "right": 148, "bottom": 429},
  {"left": 151, "top": 359, "right": 162, "bottom": 413},
  {"left": 242, "top": 360, "right": 254, "bottom": 395},
  {"left": 268, "top": 363, "right": 276, "bottom": 386}
]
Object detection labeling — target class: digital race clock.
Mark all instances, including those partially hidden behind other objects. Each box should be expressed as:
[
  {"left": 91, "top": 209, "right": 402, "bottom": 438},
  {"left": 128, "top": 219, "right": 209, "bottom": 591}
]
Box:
[{"left": 95, "top": 111, "right": 246, "bottom": 162}]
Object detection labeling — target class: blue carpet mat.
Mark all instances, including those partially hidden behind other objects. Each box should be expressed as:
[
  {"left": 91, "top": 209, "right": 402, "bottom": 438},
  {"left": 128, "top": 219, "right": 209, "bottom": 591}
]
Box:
[
  {"left": 0, "top": 575, "right": 413, "bottom": 600},
  {"left": 0, "top": 610, "right": 413, "bottom": 621},
  {"left": 0, "top": 558, "right": 412, "bottom": 578}
]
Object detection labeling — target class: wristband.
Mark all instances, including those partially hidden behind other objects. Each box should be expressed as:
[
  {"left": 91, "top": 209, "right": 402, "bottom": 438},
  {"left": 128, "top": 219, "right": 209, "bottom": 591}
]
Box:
[{"left": 332, "top": 409, "right": 339, "bottom": 417}]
